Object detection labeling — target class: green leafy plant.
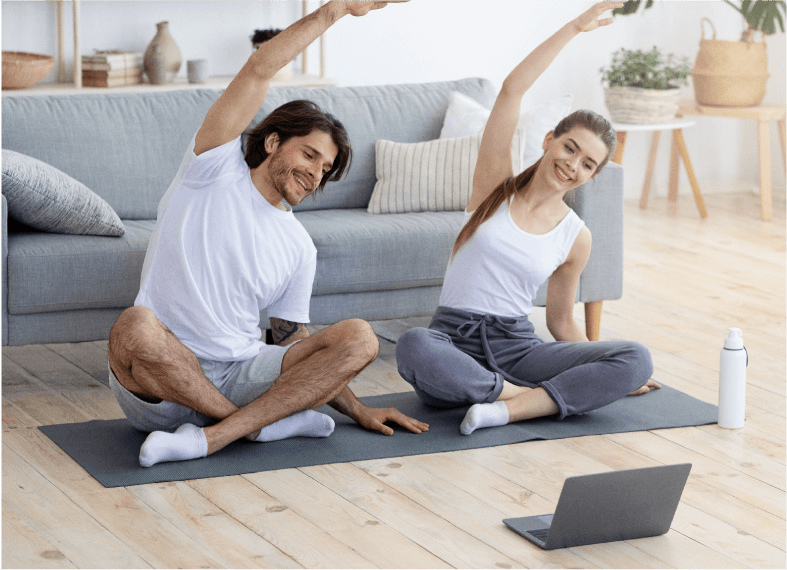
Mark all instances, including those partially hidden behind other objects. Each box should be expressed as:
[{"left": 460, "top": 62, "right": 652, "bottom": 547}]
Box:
[
  {"left": 613, "top": 0, "right": 785, "bottom": 36},
  {"left": 600, "top": 46, "right": 691, "bottom": 90}
]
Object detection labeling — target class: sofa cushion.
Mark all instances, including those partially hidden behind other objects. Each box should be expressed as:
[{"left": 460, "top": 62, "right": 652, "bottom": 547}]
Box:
[
  {"left": 7, "top": 210, "right": 463, "bottom": 315},
  {"left": 2, "top": 150, "right": 125, "bottom": 236},
  {"left": 6, "top": 220, "right": 153, "bottom": 315},
  {"left": 296, "top": 208, "right": 463, "bottom": 296},
  {"left": 2, "top": 90, "right": 221, "bottom": 220},
  {"left": 440, "top": 91, "right": 574, "bottom": 170},
  {"left": 367, "top": 133, "right": 482, "bottom": 214}
]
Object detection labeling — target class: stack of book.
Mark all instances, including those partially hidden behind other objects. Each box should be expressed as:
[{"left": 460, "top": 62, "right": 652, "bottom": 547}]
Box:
[{"left": 82, "top": 51, "right": 143, "bottom": 88}]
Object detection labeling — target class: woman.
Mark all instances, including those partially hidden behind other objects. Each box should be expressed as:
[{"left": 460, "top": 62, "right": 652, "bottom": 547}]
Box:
[{"left": 396, "top": 1, "right": 659, "bottom": 435}]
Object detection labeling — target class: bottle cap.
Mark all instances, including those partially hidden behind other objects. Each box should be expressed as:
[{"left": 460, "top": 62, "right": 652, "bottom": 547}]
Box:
[{"left": 724, "top": 327, "right": 744, "bottom": 349}]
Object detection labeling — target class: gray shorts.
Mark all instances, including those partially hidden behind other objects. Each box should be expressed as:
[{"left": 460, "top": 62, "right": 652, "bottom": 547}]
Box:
[{"left": 109, "top": 342, "right": 298, "bottom": 432}]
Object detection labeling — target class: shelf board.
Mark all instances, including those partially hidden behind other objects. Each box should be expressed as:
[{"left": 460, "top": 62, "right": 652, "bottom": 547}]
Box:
[{"left": 2, "top": 73, "right": 337, "bottom": 97}]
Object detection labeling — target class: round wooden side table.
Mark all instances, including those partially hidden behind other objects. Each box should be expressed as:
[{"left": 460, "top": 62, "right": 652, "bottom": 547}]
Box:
[{"left": 612, "top": 119, "right": 707, "bottom": 219}]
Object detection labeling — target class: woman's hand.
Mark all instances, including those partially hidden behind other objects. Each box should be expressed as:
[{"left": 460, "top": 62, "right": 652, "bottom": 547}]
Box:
[{"left": 573, "top": 1, "right": 625, "bottom": 33}]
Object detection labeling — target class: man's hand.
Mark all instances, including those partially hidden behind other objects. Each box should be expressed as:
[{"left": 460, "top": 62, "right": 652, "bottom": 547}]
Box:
[
  {"left": 573, "top": 1, "right": 625, "bottom": 33},
  {"left": 335, "top": 0, "right": 408, "bottom": 18},
  {"left": 628, "top": 379, "right": 661, "bottom": 396},
  {"left": 354, "top": 404, "right": 430, "bottom": 436}
]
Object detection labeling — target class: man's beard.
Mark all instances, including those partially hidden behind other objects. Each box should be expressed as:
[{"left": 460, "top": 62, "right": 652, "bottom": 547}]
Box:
[{"left": 267, "top": 151, "right": 312, "bottom": 206}]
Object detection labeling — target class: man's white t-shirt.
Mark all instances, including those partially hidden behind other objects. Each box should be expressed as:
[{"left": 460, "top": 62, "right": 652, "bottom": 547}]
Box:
[{"left": 135, "top": 135, "right": 317, "bottom": 362}]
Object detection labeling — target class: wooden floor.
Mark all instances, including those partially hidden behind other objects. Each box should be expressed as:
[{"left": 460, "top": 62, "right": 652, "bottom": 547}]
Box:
[{"left": 3, "top": 192, "right": 785, "bottom": 568}]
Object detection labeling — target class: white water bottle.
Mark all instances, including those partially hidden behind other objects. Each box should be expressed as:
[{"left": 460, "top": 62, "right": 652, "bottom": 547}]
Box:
[{"left": 718, "top": 328, "right": 747, "bottom": 429}]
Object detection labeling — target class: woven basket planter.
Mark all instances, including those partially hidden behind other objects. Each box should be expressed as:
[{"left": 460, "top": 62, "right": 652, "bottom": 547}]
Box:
[
  {"left": 2, "top": 51, "right": 54, "bottom": 90},
  {"left": 604, "top": 86, "right": 681, "bottom": 124},
  {"left": 691, "top": 19, "right": 769, "bottom": 107}
]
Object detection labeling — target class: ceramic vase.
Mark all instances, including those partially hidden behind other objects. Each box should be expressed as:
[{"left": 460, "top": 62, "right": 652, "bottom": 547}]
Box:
[{"left": 144, "top": 21, "right": 182, "bottom": 84}]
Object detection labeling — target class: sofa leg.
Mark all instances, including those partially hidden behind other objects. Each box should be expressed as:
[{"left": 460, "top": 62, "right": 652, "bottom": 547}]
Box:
[{"left": 584, "top": 301, "right": 602, "bottom": 341}]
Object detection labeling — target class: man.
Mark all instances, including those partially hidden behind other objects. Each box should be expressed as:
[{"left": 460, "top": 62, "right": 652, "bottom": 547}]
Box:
[{"left": 108, "top": 0, "right": 427, "bottom": 468}]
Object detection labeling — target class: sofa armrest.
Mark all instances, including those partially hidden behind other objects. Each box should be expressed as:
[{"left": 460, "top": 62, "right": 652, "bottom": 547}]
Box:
[
  {"left": 566, "top": 161, "right": 624, "bottom": 303},
  {"left": 532, "top": 161, "right": 624, "bottom": 307},
  {"left": 2, "top": 194, "right": 9, "bottom": 345}
]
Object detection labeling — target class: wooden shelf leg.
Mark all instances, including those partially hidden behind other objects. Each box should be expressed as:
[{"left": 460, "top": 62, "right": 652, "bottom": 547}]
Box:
[
  {"left": 668, "top": 131, "right": 680, "bottom": 202},
  {"left": 757, "top": 120, "right": 772, "bottom": 221},
  {"left": 673, "top": 129, "right": 708, "bottom": 219},
  {"left": 640, "top": 130, "right": 661, "bottom": 210},
  {"left": 612, "top": 131, "right": 626, "bottom": 165},
  {"left": 584, "top": 301, "right": 602, "bottom": 342},
  {"left": 779, "top": 118, "right": 786, "bottom": 176}
]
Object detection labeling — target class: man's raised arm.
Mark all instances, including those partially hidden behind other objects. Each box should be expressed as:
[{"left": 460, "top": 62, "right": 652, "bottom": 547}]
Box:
[{"left": 194, "top": 1, "right": 400, "bottom": 156}]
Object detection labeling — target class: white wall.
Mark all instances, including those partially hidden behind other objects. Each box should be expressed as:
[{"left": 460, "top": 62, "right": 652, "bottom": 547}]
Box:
[{"left": 3, "top": 0, "right": 785, "bottom": 200}]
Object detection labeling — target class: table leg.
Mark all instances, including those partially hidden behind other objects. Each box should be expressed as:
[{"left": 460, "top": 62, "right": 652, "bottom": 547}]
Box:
[
  {"left": 640, "top": 130, "right": 661, "bottom": 209},
  {"left": 673, "top": 129, "right": 708, "bottom": 219},
  {"left": 778, "top": 118, "right": 786, "bottom": 176},
  {"left": 612, "top": 131, "right": 626, "bottom": 165},
  {"left": 668, "top": 132, "right": 680, "bottom": 202},
  {"left": 584, "top": 301, "right": 602, "bottom": 342},
  {"left": 758, "top": 120, "right": 772, "bottom": 221}
]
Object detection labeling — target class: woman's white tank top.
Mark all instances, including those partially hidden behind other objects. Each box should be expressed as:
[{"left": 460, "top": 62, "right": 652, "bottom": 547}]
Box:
[{"left": 439, "top": 197, "right": 585, "bottom": 317}]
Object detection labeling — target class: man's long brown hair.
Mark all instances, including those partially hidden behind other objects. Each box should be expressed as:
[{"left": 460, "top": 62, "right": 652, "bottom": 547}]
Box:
[
  {"left": 452, "top": 109, "right": 616, "bottom": 256},
  {"left": 245, "top": 100, "right": 352, "bottom": 194}
]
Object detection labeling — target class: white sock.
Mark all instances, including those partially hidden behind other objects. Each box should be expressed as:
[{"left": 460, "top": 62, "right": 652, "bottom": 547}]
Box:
[
  {"left": 139, "top": 423, "right": 208, "bottom": 468},
  {"left": 460, "top": 401, "right": 510, "bottom": 435},
  {"left": 254, "top": 410, "right": 335, "bottom": 442}
]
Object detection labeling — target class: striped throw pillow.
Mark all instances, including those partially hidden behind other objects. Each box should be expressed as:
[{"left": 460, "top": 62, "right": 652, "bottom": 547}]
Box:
[{"left": 368, "top": 129, "right": 524, "bottom": 214}]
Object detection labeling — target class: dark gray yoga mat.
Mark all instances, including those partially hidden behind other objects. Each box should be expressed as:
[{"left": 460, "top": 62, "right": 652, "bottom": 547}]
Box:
[{"left": 39, "top": 385, "right": 717, "bottom": 488}]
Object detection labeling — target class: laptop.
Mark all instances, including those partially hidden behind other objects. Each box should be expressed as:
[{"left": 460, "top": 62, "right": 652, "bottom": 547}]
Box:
[{"left": 503, "top": 463, "right": 692, "bottom": 550}]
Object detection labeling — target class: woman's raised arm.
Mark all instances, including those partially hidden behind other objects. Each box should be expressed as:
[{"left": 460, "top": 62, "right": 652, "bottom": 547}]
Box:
[{"left": 468, "top": 1, "right": 623, "bottom": 212}]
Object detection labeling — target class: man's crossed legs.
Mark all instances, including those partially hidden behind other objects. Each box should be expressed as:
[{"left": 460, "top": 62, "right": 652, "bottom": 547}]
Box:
[{"left": 108, "top": 306, "right": 380, "bottom": 467}]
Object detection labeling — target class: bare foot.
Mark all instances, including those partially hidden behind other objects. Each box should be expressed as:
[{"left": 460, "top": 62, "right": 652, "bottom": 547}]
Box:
[{"left": 628, "top": 379, "right": 661, "bottom": 396}]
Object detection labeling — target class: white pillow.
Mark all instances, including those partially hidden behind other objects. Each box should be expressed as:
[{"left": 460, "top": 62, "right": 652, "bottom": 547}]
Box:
[
  {"left": 440, "top": 91, "right": 573, "bottom": 169},
  {"left": 368, "top": 133, "right": 483, "bottom": 214}
]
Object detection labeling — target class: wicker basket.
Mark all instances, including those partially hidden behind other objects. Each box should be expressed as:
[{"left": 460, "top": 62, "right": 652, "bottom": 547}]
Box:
[
  {"left": 2, "top": 51, "right": 54, "bottom": 90},
  {"left": 604, "top": 86, "right": 681, "bottom": 124},
  {"left": 691, "top": 18, "right": 769, "bottom": 107}
]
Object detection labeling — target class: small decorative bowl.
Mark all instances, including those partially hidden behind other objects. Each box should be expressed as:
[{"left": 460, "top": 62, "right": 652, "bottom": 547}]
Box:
[{"left": 2, "top": 51, "right": 55, "bottom": 90}]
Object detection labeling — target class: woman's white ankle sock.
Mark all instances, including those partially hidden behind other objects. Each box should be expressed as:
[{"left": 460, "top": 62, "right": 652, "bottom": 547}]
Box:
[{"left": 460, "top": 401, "right": 510, "bottom": 435}]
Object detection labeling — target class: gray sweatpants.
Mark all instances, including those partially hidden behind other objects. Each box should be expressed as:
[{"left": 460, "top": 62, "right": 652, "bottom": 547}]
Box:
[{"left": 396, "top": 306, "right": 653, "bottom": 420}]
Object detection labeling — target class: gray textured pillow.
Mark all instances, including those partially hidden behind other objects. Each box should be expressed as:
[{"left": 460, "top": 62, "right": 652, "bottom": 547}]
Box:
[{"left": 1, "top": 149, "right": 125, "bottom": 236}]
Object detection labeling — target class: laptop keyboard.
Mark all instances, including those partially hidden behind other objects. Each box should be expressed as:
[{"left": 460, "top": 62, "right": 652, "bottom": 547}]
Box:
[{"left": 529, "top": 528, "right": 549, "bottom": 542}]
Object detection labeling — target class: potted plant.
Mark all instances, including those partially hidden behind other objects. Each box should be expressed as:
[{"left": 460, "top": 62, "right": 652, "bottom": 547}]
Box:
[
  {"left": 599, "top": 46, "right": 691, "bottom": 124},
  {"left": 613, "top": 0, "right": 785, "bottom": 107}
]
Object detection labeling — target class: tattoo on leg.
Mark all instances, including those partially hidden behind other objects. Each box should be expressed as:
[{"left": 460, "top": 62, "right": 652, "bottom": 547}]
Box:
[{"left": 270, "top": 317, "right": 307, "bottom": 345}]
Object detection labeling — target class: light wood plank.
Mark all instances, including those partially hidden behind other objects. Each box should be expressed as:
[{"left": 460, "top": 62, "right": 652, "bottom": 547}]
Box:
[
  {"left": 2, "top": 503, "right": 77, "bottom": 569},
  {"left": 245, "top": 468, "right": 452, "bottom": 569},
  {"left": 3, "top": 445, "right": 151, "bottom": 568},
  {"left": 130, "top": 481, "right": 303, "bottom": 569},
  {"left": 70, "top": 488, "right": 229, "bottom": 569},
  {"left": 303, "top": 462, "right": 523, "bottom": 568},
  {"left": 3, "top": 345, "right": 103, "bottom": 391},
  {"left": 46, "top": 341, "right": 109, "bottom": 385},
  {"left": 188, "top": 475, "right": 378, "bottom": 568}
]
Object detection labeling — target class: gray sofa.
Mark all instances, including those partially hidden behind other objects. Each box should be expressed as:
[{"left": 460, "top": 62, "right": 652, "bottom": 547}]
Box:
[{"left": 1, "top": 78, "right": 623, "bottom": 347}]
